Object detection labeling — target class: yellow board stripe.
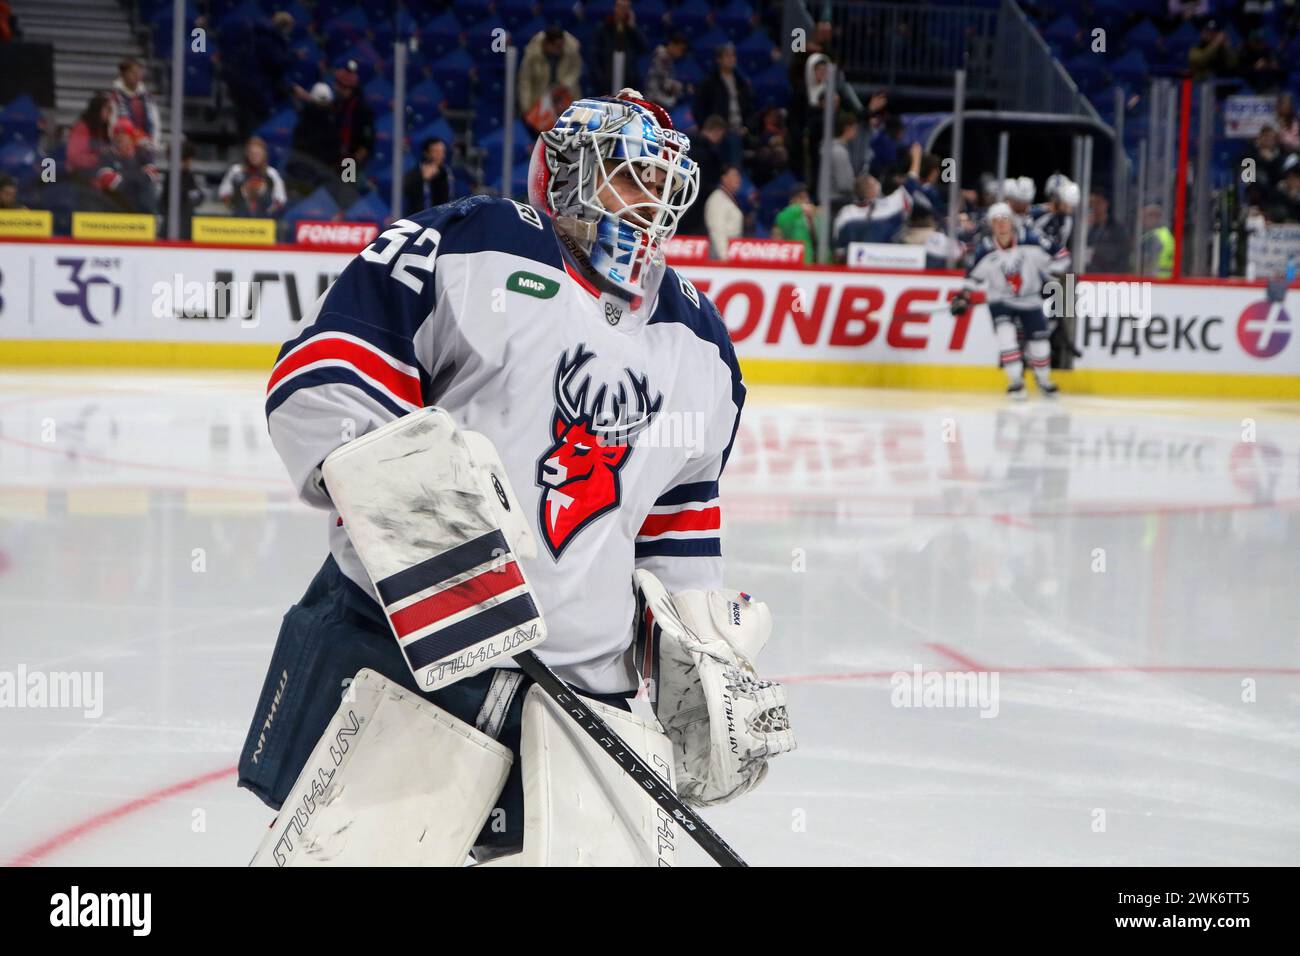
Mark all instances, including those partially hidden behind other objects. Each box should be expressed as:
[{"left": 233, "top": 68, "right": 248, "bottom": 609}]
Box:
[
  {"left": 2, "top": 340, "right": 1297, "bottom": 399},
  {"left": 728, "top": 359, "right": 1300, "bottom": 399},
  {"left": 0, "top": 340, "right": 280, "bottom": 369}
]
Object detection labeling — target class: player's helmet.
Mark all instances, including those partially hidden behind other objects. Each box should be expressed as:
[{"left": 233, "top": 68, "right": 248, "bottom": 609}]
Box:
[
  {"left": 528, "top": 89, "right": 699, "bottom": 300},
  {"left": 987, "top": 202, "right": 1015, "bottom": 222},
  {"left": 1056, "top": 181, "right": 1080, "bottom": 210}
]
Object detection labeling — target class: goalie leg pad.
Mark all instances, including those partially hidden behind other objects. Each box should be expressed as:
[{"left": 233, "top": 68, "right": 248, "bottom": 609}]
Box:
[
  {"left": 478, "top": 685, "right": 678, "bottom": 867},
  {"left": 250, "top": 668, "right": 512, "bottom": 867}
]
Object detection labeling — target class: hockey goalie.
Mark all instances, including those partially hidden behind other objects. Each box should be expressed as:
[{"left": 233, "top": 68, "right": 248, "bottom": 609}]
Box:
[{"left": 237, "top": 90, "right": 795, "bottom": 866}]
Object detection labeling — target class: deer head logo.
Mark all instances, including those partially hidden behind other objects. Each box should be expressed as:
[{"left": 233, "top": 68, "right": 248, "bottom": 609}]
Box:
[{"left": 536, "top": 345, "right": 662, "bottom": 559}]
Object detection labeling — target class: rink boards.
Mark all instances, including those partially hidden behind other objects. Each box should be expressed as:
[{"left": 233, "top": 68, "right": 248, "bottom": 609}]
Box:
[{"left": 0, "top": 238, "right": 1296, "bottom": 398}]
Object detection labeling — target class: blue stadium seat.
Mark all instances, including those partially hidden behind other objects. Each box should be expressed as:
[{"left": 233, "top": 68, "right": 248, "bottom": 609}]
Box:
[
  {"left": 735, "top": 29, "right": 775, "bottom": 78},
  {"left": 283, "top": 186, "right": 341, "bottom": 232},
  {"left": 752, "top": 62, "right": 788, "bottom": 110},
  {"left": 405, "top": 78, "right": 445, "bottom": 128},
  {"left": 407, "top": 118, "right": 456, "bottom": 151},
  {"left": 0, "top": 95, "right": 42, "bottom": 147},
  {"left": 0, "top": 141, "right": 40, "bottom": 186},
  {"left": 420, "top": 12, "right": 464, "bottom": 61},
  {"left": 669, "top": 103, "right": 695, "bottom": 133},
  {"left": 365, "top": 75, "right": 395, "bottom": 117},
  {"left": 715, "top": 0, "right": 754, "bottom": 42},
  {"left": 1042, "top": 15, "right": 1080, "bottom": 50},
  {"left": 1124, "top": 19, "right": 1161, "bottom": 59},
  {"left": 255, "top": 107, "right": 299, "bottom": 149},
  {"left": 1109, "top": 49, "right": 1149, "bottom": 86},
  {"left": 429, "top": 48, "right": 475, "bottom": 109},
  {"left": 347, "top": 191, "right": 390, "bottom": 223}
]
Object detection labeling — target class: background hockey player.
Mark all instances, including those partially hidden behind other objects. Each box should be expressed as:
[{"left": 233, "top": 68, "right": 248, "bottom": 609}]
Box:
[
  {"left": 1032, "top": 174, "right": 1079, "bottom": 261},
  {"left": 237, "top": 89, "right": 793, "bottom": 866},
  {"left": 949, "top": 202, "right": 1064, "bottom": 399}
]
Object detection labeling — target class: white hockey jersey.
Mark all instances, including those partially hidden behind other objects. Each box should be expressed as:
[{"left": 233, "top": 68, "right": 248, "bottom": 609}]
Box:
[
  {"left": 964, "top": 229, "right": 1067, "bottom": 311},
  {"left": 265, "top": 196, "right": 745, "bottom": 694}
]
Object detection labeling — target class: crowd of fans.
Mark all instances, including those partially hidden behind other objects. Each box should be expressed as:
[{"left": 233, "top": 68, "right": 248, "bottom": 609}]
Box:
[{"left": 0, "top": 2, "right": 1196, "bottom": 273}]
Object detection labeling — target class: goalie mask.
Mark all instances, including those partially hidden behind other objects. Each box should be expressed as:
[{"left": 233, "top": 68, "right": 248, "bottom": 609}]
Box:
[{"left": 528, "top": 90, "right": 699, "bottom": 302}]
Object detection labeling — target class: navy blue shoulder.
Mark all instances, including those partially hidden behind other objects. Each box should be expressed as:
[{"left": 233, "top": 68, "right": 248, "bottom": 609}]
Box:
[
  {"left": 651, "top": 268, "right": 742, "bottom": 382},
  {"left": 651, "top": 267, "right": 746, "bottom": 468},
  {"left": 410, "top": 196, "right": 564, "bottom": 268}
]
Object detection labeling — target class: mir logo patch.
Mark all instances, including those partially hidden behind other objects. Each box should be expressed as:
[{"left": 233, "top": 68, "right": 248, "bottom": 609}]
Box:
[{"left": 507, "top": 271, "right": 560, "bottom": 299}]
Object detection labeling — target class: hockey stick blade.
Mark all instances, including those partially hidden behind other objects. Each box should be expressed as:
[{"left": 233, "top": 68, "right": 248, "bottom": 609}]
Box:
[{"left": 513, "top": 650, "right": 748, "bottom": 868}]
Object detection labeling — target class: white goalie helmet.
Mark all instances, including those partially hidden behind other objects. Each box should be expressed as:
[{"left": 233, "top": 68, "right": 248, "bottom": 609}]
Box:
[{"left": 528, "top": 89, "right": 699, "bottom": 301}]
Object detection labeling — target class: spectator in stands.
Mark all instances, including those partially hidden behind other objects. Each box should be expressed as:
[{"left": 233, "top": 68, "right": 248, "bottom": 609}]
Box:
[
  {"left": 0, "top": 173, "right": 23, "bottom": 209},
  {"left": 332, "top": 61, "right": 374, "bottom": 176},
  {"left": 1276, "top": 94, "right": 1300, "bottom": 154},
  {"left": 67, "top": 92, "right": 113, "bottom": 181},
  {"left": 287, "top": 82, "right": 337, "bottom": 199},
  {"left": 1086, "top": 190, "right": 1131, "bottom": 273},
  {"left": 0, "top": 1, "right": 16, "bottom": 42},
  {"left": 680, "top": 115, "right": 727, "bottom": 236},
  {"left": 1244, "top": 125, "right": 1287, "bottom": 201},
  {"left": 1139, "top": 204, "right": 1174, "bottom": 277},
  {"left": 827, "top": 112, "right": 860, "bottom": 211},
  {"left": 96, "top": 119, "right": 160, "bottom": 215},
  {"left": 748, "top": 105, "right": 789, "bottom": 187},
  {"left": 771, "top": 184, "right": 818, "bottom": 263},
  {"left": 786, "top": 21, "right": 845, "bottom": 172},
  {"left": 109, "top": 58, "right": 161, "bottom": 161},
  {"left": 519, "top": 25, "right": 583, "bottom": 134},
  {"left": 907, "top": 146, "right": 947, "bottom": 220},
  {"left": 868, "top": 115, "right": 907, "bottom": 180},
  {"left": 704, "top": 165, "right": 744, "bottom": 259},
  {"left": 1239, "top": 29, "right": 1284, "bottom": 91},
  {"left": 403, "top": 138, "right": 453, "bottom": 214},
  {"left": 163, "top": 138, "right": 204, "bottom": 240},
  {"left": 644, "top": 33, "right": 691, "bottom": 109},
  {"left": 219, "top": 136, "right": 287, "bottom": 218},
  {"left": 694, "top": 44, "right": 753, "bottom": 142},
  {"left": 902, "top": 208, "right": 960, "bottom": 269},
  {"left": 1268, "top": 155, "right": 1300, "bottom": 222},
  {"left": 1188, "top": 18, "right": 1237, "bottom": 81},
  {"left": 832, "top": 173, "right": 913, "bottom": 259},
  {"left": 590, "top": 0, "right": 648, "bottom": 96},
  {"left": 223, "top": 10, "right": 297, "bottom": 140}
]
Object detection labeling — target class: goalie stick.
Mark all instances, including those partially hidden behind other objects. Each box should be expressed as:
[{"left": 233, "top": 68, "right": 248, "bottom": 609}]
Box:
[{"left": 512, "top": 649, "right": 748, "bottom": 868}]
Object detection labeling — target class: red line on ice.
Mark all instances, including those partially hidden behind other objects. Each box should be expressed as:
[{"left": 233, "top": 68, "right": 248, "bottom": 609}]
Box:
[
  {"left": 5, "top": 764, "right": 237, "bottom": 867},
  {"left": 776, "top": 664, "right": 1300, "bottom": 684},
  {"left": 924, "top": 642, "right": 989, "bottom": 671}
]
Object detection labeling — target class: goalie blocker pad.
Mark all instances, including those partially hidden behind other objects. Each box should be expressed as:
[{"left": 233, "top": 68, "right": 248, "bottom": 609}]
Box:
[
  {"left": 250, "top": 668, "right": 512, "bottom": 866},
  {"left": 321, "top": 408, "right": 547, "bottom": 692}
]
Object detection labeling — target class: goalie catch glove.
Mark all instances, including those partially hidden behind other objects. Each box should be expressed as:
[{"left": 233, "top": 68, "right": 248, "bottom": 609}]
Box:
[{"left": 634, "top": 569, "right": 795, "bottom": 807}]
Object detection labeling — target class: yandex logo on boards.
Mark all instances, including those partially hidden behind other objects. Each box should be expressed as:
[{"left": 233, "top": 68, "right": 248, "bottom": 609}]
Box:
[{"left": 686, "top": 277, "right": 972, "bottom": 351}]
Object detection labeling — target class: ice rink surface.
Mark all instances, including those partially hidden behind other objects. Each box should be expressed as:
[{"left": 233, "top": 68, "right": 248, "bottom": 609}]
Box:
[{"left": 1, "top": 369, "right": 1297, "bottom": 866}]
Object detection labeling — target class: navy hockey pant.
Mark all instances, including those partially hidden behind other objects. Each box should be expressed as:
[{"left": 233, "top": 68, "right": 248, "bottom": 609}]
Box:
[{"left": 238, "top": 555, "right": 632, "bottom": 852}]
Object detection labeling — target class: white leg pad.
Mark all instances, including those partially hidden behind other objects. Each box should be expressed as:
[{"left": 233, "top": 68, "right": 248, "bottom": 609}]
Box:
[
  {"left": 480, "top": 685, "right": 679, "bottom": 867},
  {"left": 250, "top": 668, "right": 512, "bottom": 866}
]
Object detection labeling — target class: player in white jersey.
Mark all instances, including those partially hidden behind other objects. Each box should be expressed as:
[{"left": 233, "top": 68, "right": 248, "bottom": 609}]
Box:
[
  {"left": 237, "top": 90, "right": 793, "bottom": 865},
  {"left": 1032, "top": 177, "right": 1079, "bottom": 266},
  {"left": 950, "top": 202, "right": 1064, "bottom": 399}
]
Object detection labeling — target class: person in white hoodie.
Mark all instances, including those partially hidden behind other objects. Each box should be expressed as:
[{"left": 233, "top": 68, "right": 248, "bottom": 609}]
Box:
[
  {"left": 109, "top": 58, "right": 162, "bottom": 162},
  {"left": 705, "top": 164, "right": 745, "bottom": 259}
]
